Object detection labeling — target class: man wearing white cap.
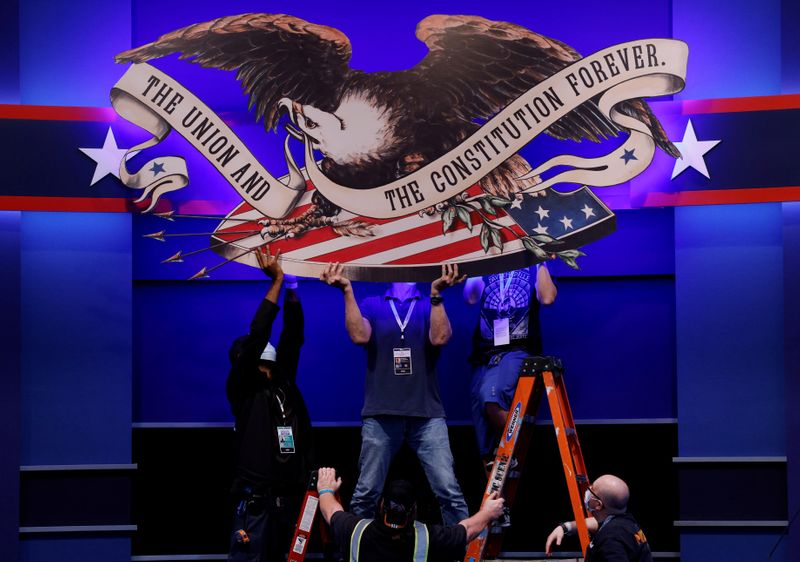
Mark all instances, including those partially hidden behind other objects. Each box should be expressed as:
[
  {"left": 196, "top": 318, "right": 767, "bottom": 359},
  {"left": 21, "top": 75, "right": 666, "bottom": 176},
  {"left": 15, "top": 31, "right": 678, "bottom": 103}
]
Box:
[{"left": 226, "top": 248, "right": 313, "bottom": 562}]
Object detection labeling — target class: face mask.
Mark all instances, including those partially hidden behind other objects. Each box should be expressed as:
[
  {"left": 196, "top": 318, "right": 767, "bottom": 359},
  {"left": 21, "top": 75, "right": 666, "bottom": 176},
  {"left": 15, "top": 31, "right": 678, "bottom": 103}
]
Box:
[{"left": 584, "top": 489, "right": 600, "bottom": 513}]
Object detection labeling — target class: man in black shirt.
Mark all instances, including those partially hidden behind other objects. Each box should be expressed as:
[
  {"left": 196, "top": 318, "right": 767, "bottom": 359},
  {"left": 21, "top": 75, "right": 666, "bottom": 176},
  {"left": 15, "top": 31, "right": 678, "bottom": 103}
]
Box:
[
  {"left": 227, "top": 248, "right": 313, "bottom": 562},
  {"left": 545, "top": 474, "right": 653, "bottom": 562},
  {"left": 314, "top": 467, "right": 504, "bottom": 562}
]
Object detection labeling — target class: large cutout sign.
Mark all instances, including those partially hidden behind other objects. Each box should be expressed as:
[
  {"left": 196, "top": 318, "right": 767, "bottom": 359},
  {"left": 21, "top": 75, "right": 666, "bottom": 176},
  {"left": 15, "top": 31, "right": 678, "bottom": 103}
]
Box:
[{"left": 111, "top": 13, "right": 687, "bottom": 280}]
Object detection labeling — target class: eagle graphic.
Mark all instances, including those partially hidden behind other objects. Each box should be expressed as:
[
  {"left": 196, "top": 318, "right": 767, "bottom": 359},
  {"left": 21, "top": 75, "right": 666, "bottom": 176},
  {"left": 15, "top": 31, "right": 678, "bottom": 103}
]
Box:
[{"left": 117, "top": 13, "right": 678, "bottom": 238}]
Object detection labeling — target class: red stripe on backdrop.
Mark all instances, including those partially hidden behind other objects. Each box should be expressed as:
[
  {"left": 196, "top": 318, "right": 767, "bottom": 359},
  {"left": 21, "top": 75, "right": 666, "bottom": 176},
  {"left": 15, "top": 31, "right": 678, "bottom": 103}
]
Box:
[
  {"left": 0, "top": 104, "right": 117, "bottom": 122},
  {"left": 0, "top": 196, "right": 162, "bottom": 212},
  {"left": 681, "top": 94, "right": 800, "bottom": 115},
  {"left": 5, "top": 95, "right": 797, "bottom": 124},
  {"left": 642, "top": 186, "right": 800, "bottom": 207}
]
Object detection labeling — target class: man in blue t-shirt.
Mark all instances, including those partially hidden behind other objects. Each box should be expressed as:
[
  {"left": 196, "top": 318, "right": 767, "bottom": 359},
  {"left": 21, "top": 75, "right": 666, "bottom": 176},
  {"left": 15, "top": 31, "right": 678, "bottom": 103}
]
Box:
[
  {"left": 321, "top": 263, "right": 469, "bottom": 525},
  {"left": 463, "top": 263, "right": 557, "bottom": 465}
]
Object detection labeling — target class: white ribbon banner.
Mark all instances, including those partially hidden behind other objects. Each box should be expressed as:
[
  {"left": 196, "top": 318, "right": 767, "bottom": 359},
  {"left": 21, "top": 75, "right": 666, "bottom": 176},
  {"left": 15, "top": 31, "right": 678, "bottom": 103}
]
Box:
[
  {"left": 111, "top": 64, "right": 306, "bottom": 215},
  {"left": 111, "top": 38, "right": 687, "bottom": 218}
]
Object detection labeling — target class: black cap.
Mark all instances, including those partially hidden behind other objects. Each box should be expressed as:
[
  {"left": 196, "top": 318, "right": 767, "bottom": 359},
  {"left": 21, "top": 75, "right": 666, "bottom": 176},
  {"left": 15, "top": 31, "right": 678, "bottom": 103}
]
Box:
[{"left": 381, "top": 480, "right": 416, "bottom": 527}]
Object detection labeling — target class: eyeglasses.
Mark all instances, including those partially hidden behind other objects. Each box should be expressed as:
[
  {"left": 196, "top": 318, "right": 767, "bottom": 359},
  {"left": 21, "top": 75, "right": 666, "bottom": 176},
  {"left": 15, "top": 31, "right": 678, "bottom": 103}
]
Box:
[{"left": 584, "top": 486, "right": 604, "bottom": 506}]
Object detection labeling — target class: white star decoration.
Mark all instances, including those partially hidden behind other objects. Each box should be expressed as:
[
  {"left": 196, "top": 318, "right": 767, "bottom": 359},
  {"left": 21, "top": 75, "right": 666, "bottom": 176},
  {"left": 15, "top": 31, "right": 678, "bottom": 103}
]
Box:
[
  {"left": 510, "top": 196, "right": 524, "bottom": 210},
  {"left": 534, "top": 206, "right": 550, "bottom": 220},
  {"left": 533, "top": 223, "right": 549, "bottom": 235},
  {"left": 671, "top": 119, "right": 721, "bottom": 180},
  {"left": 581, "top": 204, "right": 595, "bottom": 219},
  {"left": 79, "top": 127, "right": 139, "bottom": 186},
  {"left": 559, "top": 216, "right": 574, "bottom": 230}
]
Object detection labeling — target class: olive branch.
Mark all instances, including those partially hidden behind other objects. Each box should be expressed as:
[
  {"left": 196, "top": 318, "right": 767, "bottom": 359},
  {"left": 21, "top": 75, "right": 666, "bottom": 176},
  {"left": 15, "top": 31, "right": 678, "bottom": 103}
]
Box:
[{"left": 438, "top": 193, "right": 586, "bottom": 270}]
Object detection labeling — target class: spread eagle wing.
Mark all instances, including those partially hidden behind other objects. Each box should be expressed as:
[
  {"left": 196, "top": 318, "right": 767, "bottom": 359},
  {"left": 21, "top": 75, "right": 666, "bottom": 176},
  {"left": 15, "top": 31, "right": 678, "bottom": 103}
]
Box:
[
  {"left": 407, "top": 15, "right": 680, "bottom": 158},
  {"left": 115, "top": 13, "right": 353, "bottom": 131}
]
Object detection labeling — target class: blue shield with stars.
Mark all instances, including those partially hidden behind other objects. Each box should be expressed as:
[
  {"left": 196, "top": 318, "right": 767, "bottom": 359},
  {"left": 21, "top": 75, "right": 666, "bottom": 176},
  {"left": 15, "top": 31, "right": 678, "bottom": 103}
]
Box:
[{"left": 505, "top": 187, "right": 616, "bottom": 251}]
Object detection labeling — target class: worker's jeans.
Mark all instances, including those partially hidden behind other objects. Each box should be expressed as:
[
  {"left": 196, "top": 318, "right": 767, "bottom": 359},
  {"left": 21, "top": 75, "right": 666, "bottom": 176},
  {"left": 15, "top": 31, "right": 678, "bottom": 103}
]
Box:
[{"left": 350, "top": 415, "right": 468, "bottom": 525}]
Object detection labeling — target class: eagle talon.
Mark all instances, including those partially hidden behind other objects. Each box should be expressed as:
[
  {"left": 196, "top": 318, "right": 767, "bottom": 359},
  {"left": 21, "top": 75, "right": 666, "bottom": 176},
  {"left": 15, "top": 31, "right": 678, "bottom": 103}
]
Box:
[{"left": 259, "top": 226, "right": 280, "bottom": 239}]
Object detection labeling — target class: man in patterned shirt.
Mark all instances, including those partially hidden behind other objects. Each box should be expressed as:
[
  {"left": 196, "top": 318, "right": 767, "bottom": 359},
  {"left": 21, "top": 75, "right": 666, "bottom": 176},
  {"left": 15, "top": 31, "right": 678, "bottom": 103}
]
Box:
[{"left": 463, "top": 263, "right": 557, "bottom": 465}]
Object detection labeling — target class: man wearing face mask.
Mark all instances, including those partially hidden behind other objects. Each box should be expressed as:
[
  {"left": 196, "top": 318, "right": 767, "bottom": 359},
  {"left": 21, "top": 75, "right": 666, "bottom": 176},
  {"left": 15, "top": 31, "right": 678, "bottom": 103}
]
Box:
[
  {"left": 545, "top": 474, "right": 653, "bottom": 562},
  {"left": 227, "top": 249, "right": 314, "bottom": 562},
  {"left": 320, "top": 263, "right": 469, "bottom": 526}
]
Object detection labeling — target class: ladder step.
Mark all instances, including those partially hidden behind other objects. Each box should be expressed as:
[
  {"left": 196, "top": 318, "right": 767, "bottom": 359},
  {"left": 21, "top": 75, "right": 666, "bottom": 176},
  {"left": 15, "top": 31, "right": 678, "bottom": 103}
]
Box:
[{"left": 464, "top": 354, "right": 591, "bottom": 562}]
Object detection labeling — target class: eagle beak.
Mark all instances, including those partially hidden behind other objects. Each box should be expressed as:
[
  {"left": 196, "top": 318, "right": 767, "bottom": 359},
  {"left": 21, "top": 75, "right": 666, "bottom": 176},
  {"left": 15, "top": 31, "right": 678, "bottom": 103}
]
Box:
[
  {"left": 277, "top": 98, "right": 295, "bottom": 122},
  {"left": 277, "top": 97, "right": 303, "bottom": 140},
  {"left": 277, "top": 98, "right": 303, "bottom": 123}
]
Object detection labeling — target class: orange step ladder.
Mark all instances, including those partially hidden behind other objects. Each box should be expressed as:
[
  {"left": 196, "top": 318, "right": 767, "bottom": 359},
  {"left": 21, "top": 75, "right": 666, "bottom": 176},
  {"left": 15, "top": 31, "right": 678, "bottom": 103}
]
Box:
[{"left": 465, "top": 356, "right": 592, "bottom": 561}]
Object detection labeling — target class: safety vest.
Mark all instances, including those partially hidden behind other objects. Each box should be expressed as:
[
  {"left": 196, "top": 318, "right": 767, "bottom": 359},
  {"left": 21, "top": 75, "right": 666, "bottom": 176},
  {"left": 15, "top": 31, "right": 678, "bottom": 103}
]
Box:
[{"left": 349, "top": 519, "right": 429, "bottom": 562}]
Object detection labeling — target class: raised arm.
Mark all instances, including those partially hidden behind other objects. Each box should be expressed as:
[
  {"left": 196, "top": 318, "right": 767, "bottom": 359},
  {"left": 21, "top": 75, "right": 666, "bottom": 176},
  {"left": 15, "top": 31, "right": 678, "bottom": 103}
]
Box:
[
  {"left": 258, "top": 248, "right": 284, "bottom": 305},
  {"left": 320, "top": 262, "right": 372, "bottom": 344},
  {"left": 236, "top": 248, "right": 285, "bottom": 367},
  {"left": 458, "top": 492, "right": 505, "bottom": 542},
  {"left": 429, "top": 263, "right": 466, "bottom": 346},
  {"left": 316, "top": 467, "right": 345, "bottom": 525},
  {"left": 227, "top": 249, "right": 284, "bottom": 404},
  {"left": 535, "top": 262, "right": 557, "bottom": 305},
  {"left": 276, "top": 274, "right": 304, "bottom": 382}
]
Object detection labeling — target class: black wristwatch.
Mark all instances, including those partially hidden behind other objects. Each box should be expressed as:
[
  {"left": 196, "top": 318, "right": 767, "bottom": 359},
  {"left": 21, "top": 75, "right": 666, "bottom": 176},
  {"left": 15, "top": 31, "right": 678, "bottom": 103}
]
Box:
[{"left": 430, "top": 294, "right": 444, "bottom": 306}]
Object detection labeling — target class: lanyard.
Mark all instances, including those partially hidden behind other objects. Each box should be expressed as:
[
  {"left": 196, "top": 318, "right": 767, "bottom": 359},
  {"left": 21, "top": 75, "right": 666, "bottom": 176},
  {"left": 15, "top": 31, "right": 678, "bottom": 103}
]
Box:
[
  {"left": 274, "top": 387, "right": 287, "bottom": 421},
  {"left": 597, "top": 515, "right": 616, "bottom": 534},
  {"left": 498, "top": 272, "right": 515, "bottom": 302},
  {"left": 497, "top": 272, "right": 515, "bottom": 318},
  {"left": 389, "top": 299, "right": 416, "bottom": 341}
]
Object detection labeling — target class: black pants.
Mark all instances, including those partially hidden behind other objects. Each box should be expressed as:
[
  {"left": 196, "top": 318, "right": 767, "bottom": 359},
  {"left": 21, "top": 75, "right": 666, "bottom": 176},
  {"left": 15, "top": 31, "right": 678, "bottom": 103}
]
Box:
[{"left": 229, "top": 491, "right": 302, "bottom": 562}]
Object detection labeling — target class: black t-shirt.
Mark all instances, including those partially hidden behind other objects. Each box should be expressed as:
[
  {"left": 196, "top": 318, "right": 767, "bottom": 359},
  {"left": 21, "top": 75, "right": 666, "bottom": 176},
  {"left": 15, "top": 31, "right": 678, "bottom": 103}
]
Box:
[
  {"left": 330, "top": 511, "right": 467, "bottom": 562},
  {"left": 586, "top": 513, "right": 653, "bottom": 562},
  {"left": 469, "top": 267, "right": 542, "bottom": 365},
  {"left": 227, "top": 299, "right": 312, "bottom": 495}
]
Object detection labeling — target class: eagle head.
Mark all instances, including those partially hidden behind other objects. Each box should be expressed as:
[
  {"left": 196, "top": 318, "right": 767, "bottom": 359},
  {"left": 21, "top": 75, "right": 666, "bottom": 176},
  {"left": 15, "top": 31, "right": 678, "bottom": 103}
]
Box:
[{"left": 279, "top": 93, "right": 402, "bottom": 169}]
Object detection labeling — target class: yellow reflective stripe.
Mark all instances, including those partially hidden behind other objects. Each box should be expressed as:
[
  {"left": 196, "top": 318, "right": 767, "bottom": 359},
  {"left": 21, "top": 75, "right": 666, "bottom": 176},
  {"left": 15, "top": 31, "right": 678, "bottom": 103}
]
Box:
[
  {"left": 413, "top": 521, "right": 429, "bottom": 562},
  {"left": 350, "top": 519, "right": 373, "bottom": 562}
]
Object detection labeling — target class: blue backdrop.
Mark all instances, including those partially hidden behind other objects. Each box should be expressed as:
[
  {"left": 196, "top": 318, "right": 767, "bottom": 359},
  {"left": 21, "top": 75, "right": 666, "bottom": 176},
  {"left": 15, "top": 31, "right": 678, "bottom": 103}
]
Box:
[{"left": 4, "top": 0, "right": 798, "bottom": 561}]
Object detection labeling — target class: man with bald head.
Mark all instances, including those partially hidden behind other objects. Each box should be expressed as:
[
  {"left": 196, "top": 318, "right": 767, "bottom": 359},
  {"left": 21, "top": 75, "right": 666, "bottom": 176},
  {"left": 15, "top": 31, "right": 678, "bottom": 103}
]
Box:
[{"left": 545, "top": 474, "right": 653, "bottom": 561}]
